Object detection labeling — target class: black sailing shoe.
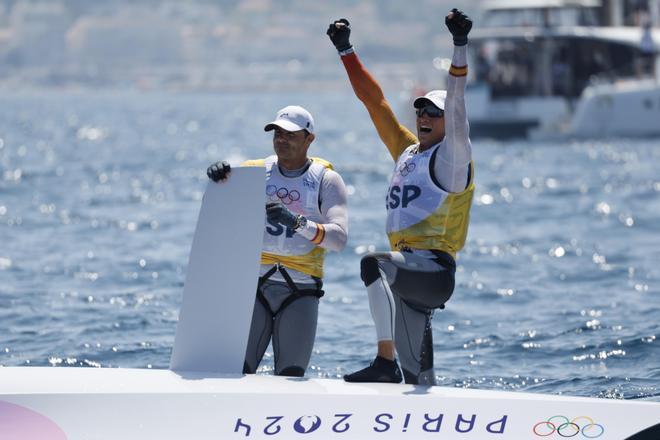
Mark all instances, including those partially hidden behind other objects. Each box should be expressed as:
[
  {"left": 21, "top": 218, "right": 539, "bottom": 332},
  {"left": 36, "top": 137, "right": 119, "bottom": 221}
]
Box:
[{"left": 344, "top": 356, "right": 402, "bottom": 383}]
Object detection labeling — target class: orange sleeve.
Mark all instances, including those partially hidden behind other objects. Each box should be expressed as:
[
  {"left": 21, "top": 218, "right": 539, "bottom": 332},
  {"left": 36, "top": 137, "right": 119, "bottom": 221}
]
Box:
[{"left": 340, "top": 53, "right": 418, "bottom": 161}]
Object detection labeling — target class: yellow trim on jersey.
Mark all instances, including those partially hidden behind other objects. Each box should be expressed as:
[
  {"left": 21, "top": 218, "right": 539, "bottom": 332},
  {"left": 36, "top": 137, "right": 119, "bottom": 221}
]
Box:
[
  {"left": 261, "top": 247, "right": 326, "bottom": 278},
  {"left": 309, "top": 157, "right": 334, "bottom": 170},
  {"left": 242, "top": 157, "right": 331, "bottom": 170},
  {"left": 241, "top": 159, "right": 266, "bottom": 167},
  {"left": 387, "top": 162, "right": 474, "bottom": 258}
]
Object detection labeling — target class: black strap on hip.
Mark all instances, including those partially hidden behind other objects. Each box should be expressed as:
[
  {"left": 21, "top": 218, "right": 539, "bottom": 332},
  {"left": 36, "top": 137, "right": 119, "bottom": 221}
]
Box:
[{"left": 257, "top": 264, "right": 324, "bottom": 316}]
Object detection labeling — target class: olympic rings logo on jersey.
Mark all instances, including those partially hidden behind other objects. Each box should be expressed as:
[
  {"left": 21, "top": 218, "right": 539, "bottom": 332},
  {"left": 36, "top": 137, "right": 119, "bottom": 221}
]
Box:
[
  {"left": 533, "top": 415, "right": 604, "bottom": 438},
  {"left": 398, "top": 162, "right": 416, "bottom": 177},
  {"left": 266, "top": 185, "right": 301, "bottom": 205}
]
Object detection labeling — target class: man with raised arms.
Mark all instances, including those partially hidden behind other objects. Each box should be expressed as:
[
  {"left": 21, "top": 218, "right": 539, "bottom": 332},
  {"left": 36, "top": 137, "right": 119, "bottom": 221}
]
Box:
[
  {"left": 207, "top": 106, "right": 348, "bottom": 377},
  {"left": 327, "top": 9, "right": 474, "bottom": 385}
]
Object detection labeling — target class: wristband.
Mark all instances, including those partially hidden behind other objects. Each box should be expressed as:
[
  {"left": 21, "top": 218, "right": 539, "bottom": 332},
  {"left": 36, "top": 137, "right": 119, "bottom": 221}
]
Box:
[{"left": 338, "top": 46, "right": 355, "bottom": 56}]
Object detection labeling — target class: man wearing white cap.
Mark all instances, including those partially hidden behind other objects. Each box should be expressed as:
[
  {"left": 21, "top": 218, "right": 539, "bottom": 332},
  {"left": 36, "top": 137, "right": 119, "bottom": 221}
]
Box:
[
  {"left": 327, "top": 9, "right": 474, "bottom": 385},
  {"left": 207, "top": 105, "right": 348, "bottom": 377}
]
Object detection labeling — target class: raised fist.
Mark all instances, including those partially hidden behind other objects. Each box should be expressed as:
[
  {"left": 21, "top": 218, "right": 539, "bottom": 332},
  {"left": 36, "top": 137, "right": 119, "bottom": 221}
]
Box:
[
  {"left": 327, "top": 18, "right": 352, "bottom": 52},
  {"left": 445, "top": 8, "right": 472, "bottom": 46}
]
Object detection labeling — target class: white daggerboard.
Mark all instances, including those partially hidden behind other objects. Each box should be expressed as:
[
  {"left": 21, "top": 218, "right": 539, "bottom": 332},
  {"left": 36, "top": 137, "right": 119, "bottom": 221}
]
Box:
[{"left": 170, "top": 167, "right": 265, "bottom": 373}]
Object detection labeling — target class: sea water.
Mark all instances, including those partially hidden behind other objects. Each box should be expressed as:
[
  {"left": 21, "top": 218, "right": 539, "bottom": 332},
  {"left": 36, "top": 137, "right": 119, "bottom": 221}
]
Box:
[{"left": 0, "top": 90, "right": 658, "bottom": 401}]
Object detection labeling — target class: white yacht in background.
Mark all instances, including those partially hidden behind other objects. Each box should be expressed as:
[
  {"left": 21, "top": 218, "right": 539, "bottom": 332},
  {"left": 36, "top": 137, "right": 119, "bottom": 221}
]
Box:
[{"left": 466, "top": 0, "right": 660, "bottom": 139}]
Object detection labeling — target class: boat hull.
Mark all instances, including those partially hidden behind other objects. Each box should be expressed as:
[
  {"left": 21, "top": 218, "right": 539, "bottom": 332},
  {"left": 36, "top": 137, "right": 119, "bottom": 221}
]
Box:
[
  {"left": 1, "top": 367, "right": 659, "bottom": 439},
  {"left": 571, "top": 79, "right": 660, "bottom": 138}
]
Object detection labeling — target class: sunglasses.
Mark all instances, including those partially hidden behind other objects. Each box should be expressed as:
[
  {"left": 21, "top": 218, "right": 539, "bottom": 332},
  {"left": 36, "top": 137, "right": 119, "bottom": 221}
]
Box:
[{"left": 415, "top": 105, "right": 444, "bottom": 118}]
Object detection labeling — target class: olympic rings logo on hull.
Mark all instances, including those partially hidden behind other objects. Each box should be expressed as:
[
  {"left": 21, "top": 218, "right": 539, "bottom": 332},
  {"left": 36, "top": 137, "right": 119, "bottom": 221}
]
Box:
[
  {"left": 533, "top": 416, "right": 604, "bottom": 438},
  {"left": 266, "top": 185, "right": 300, "bottom": 205}
]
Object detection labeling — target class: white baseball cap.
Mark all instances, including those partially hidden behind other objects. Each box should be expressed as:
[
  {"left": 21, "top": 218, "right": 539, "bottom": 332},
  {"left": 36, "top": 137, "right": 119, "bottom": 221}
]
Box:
[
  {"left": 413, "top": 90, "right": 447, "bottom": 111},
  {"left": 264, "top": 105, "right": 315, "bottom": 134}
]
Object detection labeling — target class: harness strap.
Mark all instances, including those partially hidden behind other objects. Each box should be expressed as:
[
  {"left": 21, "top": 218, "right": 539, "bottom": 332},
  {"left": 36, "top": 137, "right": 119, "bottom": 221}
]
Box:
[
  {"left": 258, "top": 265, "right": 278, "bottom": 287},
  {"left": 277, "top": 263, "right": 301, "bottom": 294},
  {"left": 257, "top": 264, "right": 325, "bottom": 316},
  {"left": 275, "top": 288, "right": 323, "bottom": 316}
]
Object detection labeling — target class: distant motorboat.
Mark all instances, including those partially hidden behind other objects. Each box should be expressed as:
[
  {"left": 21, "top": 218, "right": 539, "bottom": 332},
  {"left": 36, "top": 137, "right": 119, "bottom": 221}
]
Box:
[{"left": 465, "top": 0, "right": 660, "bottom": 139}]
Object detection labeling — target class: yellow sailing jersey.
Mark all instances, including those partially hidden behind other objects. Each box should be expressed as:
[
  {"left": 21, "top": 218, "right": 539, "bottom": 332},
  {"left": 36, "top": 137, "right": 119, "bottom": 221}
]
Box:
[{"left": 385, "top": 145, "right": 474, "bottom": 258}]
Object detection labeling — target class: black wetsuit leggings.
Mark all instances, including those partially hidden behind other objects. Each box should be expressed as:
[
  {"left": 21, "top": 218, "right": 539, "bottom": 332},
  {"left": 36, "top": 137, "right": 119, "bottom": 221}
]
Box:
[
  {"left": 243, "top": 279, "right": 320, "bottom": 377},
  {"left": 360, "top": 250, "right": 456, "bottom": 385}
]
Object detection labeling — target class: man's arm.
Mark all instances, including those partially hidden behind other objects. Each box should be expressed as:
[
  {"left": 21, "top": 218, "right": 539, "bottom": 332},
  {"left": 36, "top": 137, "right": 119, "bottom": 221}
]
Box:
[
  {"left": 435, "top": 9, "right": 473, "bottom": 193},
  {"left": 296, "top": 170, "right": 348, "bottom": 252},
  {"left": 328, "top": 20, "right": 418, "bottom": 161}
]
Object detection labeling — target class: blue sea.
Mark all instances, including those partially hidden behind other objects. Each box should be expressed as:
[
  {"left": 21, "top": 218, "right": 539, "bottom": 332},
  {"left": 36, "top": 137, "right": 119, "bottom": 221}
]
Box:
[{"left": 0, "top": 91, "right": 658, "bottom": 401}]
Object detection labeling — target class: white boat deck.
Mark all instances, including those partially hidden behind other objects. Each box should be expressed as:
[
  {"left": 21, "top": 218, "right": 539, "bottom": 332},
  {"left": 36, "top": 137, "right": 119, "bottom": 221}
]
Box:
[{"left": 1, "top": 367, "right": 659, "bottom": 439}]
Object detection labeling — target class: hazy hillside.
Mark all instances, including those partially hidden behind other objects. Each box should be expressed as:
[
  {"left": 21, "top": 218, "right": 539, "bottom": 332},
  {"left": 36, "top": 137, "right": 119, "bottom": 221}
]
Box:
[{"left": 0, "top": 0, "right": 484, "bottom": 91}]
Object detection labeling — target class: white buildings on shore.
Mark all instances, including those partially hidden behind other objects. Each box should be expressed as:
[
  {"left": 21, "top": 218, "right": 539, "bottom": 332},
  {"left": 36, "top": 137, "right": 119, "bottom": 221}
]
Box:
[{"left": 0, "top": 0, "right": 657, "bottom": 90}]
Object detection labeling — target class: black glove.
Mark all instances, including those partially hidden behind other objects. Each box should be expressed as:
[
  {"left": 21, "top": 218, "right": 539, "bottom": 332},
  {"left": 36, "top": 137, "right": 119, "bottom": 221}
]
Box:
[
  {"left": 266, "top": 202, "right": 302, "bottom": 229},
  {"left": 445, "top": 8, "right": 472, "bottom": 46},
  {"left": 207, "top": 160, "right": 231, "bottom": 182},
  {"left": 326, "top": 18, "right": 352, "bottom": 52}
]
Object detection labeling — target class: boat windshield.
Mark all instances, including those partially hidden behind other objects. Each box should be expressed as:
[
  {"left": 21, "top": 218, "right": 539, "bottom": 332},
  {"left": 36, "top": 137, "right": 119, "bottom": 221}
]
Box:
[{"left": 471, "top": 37, "right": 640, "bottom": 99}]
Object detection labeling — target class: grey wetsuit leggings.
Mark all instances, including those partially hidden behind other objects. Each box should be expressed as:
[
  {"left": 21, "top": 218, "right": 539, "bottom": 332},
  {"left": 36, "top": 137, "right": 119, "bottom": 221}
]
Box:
[
  {"left": 243, "top": 279, "right": 320, "bottom": 377},
  {"left": 360, "top": 250, "right": 456, "bottom": 385}
]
